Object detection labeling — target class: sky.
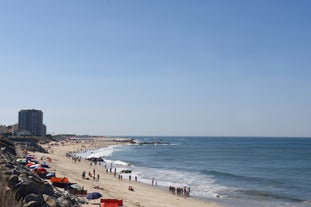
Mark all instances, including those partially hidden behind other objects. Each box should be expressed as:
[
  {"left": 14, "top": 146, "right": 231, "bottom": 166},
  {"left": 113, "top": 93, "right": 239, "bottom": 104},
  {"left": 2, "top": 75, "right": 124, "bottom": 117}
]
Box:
[{"left": 0, "top": 0, "right": 311, "bottom": 137}]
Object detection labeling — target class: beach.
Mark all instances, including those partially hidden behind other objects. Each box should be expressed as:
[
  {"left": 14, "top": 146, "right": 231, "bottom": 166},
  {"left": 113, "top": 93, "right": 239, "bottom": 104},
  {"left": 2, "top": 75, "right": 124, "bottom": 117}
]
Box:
[{"left": 31, "top": 138, "right": 225, "bottom": 207}]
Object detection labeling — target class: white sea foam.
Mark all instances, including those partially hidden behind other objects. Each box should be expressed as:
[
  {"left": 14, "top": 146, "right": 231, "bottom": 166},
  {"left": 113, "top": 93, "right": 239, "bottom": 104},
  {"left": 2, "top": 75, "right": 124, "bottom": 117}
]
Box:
[
  {"left": 78, "top": 144, "right": 234, "bottom": 199},
  {"left": 113, "top": 160, "right": 131, "bottom": 166},
  {"left": 77, "top": 145, "right": 117, "bottom": 158},
  {"left": 123, "top": 165, "right": 234, "bottom": 199}
]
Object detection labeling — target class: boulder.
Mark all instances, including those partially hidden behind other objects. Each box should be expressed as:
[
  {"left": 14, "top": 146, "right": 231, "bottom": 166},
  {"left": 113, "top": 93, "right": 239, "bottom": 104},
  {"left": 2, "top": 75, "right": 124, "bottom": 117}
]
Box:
[
  {"left": 43, "top": 194, "right": 57, "bottom": 207},
  {"left": 8, "top": 175, "right": 19, "bottom": 189},
  {"left": 56, "top": 195, "right": 75, "bottom": 207},
  {"left": 23, "top": 201, "right": 42, "bottom": 207},
  {"left": 23, "top": 194, "right": 42, "bottom": 204},
  {"left": 4, "top": 170, "right": 13, "bottom": 175},
  {"left": 42, "top": 182, "right": 54, "bottom": 196},
  {"left": 15, "top": 181, "right": 41, "bottom": 201},
  {"left": 5, "top": 162, "right": 15, "bottom": 169}
]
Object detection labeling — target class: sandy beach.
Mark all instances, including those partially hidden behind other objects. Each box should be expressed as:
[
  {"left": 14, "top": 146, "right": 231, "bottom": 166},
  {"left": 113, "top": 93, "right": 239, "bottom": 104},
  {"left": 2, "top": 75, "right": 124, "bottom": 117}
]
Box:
[{"left": 31, "top": 138, "right": 225, "bottom": 207}]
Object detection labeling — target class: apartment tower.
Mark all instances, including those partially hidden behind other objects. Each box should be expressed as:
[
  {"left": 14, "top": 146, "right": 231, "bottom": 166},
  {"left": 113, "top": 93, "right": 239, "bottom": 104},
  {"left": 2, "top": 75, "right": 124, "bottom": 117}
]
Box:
[{"left": 18, "top": 109, "right": 45, "bottom": 136}]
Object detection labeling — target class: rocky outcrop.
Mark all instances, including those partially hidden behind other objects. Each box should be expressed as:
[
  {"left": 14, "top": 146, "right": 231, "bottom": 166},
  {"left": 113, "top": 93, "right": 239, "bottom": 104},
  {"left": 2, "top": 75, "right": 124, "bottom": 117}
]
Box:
[
  {"left": 134, "top": 140, "right": 170, "bottom": 145},
  {"left": 0, "top": 137, "right": 85, "bottom": 207}
]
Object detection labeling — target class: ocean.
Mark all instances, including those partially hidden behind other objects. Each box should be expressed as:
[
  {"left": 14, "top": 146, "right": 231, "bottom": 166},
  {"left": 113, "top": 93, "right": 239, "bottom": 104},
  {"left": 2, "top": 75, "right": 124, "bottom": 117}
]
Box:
[{"left": 76, "top": 137, "right": 311, "bottom": 207}]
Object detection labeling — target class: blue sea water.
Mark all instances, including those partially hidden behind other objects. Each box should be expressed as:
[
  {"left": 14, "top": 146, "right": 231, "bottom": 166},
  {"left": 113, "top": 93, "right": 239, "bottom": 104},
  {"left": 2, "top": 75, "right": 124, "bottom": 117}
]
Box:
[{"left": 77, "top": 137, "right": 311, "bottom": 207}]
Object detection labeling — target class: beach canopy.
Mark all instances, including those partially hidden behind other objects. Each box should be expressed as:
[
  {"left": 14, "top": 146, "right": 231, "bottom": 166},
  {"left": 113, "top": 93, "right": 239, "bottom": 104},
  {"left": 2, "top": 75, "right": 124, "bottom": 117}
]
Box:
[
  {"left": 86, "top": 192, "right": 102, "bottom": 199},
  {"left": 50, "top": 177, "right": 69, "bottom": 183}
]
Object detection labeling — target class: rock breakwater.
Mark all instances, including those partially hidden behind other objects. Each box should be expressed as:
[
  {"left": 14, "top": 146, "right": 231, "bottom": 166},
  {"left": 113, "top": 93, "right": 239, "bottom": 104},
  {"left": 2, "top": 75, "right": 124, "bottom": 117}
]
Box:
[{"left": 0, "top": 137, "right": 84, "bottom": 207}]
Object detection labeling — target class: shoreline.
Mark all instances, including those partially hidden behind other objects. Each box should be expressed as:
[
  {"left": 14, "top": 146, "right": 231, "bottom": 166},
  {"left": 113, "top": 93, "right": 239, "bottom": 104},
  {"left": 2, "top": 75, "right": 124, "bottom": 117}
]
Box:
[{"left": 31, "top": 137, "right": 226, "bottom": 207}]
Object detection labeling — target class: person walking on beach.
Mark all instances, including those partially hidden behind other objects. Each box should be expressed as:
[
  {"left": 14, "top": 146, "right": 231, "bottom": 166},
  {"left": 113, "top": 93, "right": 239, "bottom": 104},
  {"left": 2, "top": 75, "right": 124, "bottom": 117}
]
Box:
[
  {"left": 82, "top": 171, "right": 86, "bottom": 179},
  {"left": 97, "top": 174, "right": 100, "bottom": 181}
]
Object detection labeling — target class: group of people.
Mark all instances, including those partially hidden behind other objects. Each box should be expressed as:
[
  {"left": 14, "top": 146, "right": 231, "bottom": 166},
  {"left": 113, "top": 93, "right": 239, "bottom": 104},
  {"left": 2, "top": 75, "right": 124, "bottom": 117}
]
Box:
[
  {"left": 81, "top": 169, "right": 100, "bottom": 181},
  {"left": 151, "top": 178, "right": 157, "bottom": 186},
  {"left": 69, "top": 146, "right": 193, "bottom": 199},
  {"left": 169, "top": 186, "right": 191, "bottom": 198},
  {"left": 65, "top": 152, "right": 82, "bottom": 163}
]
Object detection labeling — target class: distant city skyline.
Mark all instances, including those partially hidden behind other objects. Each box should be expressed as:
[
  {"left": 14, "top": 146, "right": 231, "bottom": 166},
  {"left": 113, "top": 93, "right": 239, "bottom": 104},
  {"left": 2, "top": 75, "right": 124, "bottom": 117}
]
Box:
[{"left": 1, "top": 1, "right": 311, "bottom": 137}]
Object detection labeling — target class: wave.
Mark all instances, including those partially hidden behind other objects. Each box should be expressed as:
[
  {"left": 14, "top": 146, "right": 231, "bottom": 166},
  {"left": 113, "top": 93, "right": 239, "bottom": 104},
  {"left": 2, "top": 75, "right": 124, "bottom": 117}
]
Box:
[
  {"left": 204, "top": 170, "right": 310, "bottom": 205},
  {"left": 77, "top": 145, "right": 117, "bottom": 159},
  {"left": 205, "top": 170, "right": 283, "bottom": 186},
  {"left": 301, "top": 200, "right": 311, "bottom": 205},
  {"left": 113, "top": 160, "right": 132, "bottom": 166},
  {"left": 239, "top": 189, "right": 306, "bottom": 203},
  {"left": 122, "top": 166, "right": 235, "bottom": 199}
]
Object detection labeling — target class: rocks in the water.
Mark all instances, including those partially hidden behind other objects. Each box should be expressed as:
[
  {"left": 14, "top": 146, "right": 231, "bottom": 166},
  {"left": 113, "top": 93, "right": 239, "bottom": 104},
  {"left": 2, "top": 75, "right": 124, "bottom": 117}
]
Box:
[{"left": 135, "top": 140, "right": 170, "bottom": 145}]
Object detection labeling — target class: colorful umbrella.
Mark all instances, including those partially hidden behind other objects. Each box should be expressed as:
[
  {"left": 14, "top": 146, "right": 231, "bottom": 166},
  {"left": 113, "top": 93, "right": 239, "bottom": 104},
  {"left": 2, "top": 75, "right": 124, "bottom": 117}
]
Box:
[{"left": 86, "top": 192, "right": 102, "bottom": 199}]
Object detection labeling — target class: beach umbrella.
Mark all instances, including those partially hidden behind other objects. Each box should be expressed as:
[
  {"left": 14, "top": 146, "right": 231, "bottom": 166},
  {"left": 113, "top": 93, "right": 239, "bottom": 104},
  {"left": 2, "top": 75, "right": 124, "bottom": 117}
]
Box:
[
  {"left": 86, "top": 192, "right": 102, "bottom": 199},
  {"left": 37, "top": 167, "right": 47, "bottom": 171},
  {"left": 30, "top": 164, "right": 41, "bottom": 169},
  {"left": 16, "top": 158, "right": 26, "bottom": 163},
  {"left": 70, "top": 184, "right": 82, "bottom": 190},
  {"left": 41, "top": 161, "right": 49, "bottom": 168},
  {"left": 46, "top": 172, "right": 55, "bottom": 178},
  {"left": 26, "top": 155, "right": 35, "bottom": 160}
]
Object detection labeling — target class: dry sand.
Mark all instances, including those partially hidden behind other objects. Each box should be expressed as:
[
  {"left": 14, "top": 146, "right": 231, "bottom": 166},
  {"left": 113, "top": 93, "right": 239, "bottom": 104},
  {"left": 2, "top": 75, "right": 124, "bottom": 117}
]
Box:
[{"left": 32, "top": 138, "right": 226, "bottom": 207}]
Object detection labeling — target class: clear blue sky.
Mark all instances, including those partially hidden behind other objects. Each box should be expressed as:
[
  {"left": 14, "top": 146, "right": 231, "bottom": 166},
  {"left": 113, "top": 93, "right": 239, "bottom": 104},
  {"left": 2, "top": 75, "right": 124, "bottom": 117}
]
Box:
[{"left": 1, "top": 0, "right": 311, "bottom": 137}]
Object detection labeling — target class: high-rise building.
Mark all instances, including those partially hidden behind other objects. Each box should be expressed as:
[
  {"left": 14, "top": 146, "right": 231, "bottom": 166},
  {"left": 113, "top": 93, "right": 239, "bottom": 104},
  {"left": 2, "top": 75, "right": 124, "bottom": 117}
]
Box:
[{"left": 18, "top": 109, "right": 46, "bottom": 136}]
